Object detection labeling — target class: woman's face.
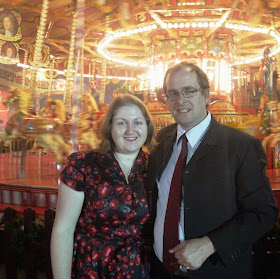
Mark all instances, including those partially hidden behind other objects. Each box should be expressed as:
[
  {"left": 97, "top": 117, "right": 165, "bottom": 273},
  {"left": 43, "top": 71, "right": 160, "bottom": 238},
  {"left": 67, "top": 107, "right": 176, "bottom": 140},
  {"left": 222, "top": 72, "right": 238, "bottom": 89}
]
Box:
[
  {"left": 111, "top": 104, "right": 148, "bottom": 154},
  {"left": 6, "top": 47, "right": 13, "bottom": 58},
  {"left": 3, "top": 17, "right": 12, "bottom": 30}
]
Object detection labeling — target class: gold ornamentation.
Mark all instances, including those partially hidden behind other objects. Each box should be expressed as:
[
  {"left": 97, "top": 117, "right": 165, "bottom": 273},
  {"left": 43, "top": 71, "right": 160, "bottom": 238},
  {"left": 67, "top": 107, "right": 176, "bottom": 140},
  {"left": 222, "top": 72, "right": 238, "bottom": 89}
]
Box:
[{"left": 64, "top": 12, "right": 77, "bottom": 113}]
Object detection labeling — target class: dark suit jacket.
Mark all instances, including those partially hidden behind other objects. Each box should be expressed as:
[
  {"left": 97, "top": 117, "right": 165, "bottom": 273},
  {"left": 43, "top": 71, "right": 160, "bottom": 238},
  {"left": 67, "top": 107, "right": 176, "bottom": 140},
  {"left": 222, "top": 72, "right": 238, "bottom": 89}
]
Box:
[{"left": 145, "top": 116, "right": 278, "bottom": 279}]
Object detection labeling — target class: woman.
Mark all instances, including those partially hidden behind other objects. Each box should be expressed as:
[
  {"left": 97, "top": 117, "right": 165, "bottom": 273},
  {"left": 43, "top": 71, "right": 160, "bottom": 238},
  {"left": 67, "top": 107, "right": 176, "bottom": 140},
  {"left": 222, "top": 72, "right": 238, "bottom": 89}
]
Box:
[{"left": 51, "top": 94, "right": 155, "bottom": 279}]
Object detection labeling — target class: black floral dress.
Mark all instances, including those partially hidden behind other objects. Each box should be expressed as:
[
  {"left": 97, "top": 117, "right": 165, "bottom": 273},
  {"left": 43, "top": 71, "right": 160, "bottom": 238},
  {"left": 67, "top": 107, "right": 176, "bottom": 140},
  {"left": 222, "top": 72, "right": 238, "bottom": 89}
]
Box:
[{"left": 60, "top": 149, "right": 150, "bottom": 279}]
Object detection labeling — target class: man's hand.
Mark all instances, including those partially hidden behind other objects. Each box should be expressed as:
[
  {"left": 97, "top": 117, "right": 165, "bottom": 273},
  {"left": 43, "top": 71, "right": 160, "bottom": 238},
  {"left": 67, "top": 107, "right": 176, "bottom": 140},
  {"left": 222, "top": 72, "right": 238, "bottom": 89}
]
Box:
[{"left": 169, "top": 236, "right": 216, "bottom": 270}]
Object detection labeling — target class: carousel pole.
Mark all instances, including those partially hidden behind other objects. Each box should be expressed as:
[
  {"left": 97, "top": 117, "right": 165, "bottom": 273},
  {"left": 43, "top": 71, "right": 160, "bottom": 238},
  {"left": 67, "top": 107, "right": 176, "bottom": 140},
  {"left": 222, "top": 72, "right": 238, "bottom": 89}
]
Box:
[
  {"left": 73, "top": 50, "right": 81, "bottom": 88},
  {"left": 90, "top": 60, "right": 96, "bottom": 90},
  {"left": 100, "top": 58, "right": 107, "bottom": 104},
  {"left": 64, "top": 12, "right": 77, "bottom": 114},
  {"left": 29, "top": 0, "right": 49, "bottom": 111},
  {"left": 74, "top": 0, "right": 85, "bottom": 104},
  {"left": 47, "top": 58, "right": 55, "bottom": 98},
  {"left": 88, "top": 60, "right": 91, "bottom": 83},
  {"left": 80, "top": 38, "right": 85, "bottom": 96},
  {"left": 22, "top": 51, "right": 28, "bottom": 89},
  {"left": 69, "top": 0, "right": 85, "bottom": 152},
  {"left": 91, "top": 60, "right": 96, "bottom": 79},
  {"left": 238, "top": 68, "right": 242, "bottom": 106},
  {"left": 100, "top": 15, "right": 110, "bottom": 104},
  {"left": 79, "top": 38, "right": 85, "bottom": 113}
]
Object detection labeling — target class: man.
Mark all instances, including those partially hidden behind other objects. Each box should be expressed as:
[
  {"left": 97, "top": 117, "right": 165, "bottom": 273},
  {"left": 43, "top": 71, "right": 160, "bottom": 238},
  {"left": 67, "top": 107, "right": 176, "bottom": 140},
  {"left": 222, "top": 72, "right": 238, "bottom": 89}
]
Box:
[
  {"left": 89, "top": 79, "right": 100, "bottom": 107},
  {"left": 145, "top": 62, "right": 278, "bottom": 279}
]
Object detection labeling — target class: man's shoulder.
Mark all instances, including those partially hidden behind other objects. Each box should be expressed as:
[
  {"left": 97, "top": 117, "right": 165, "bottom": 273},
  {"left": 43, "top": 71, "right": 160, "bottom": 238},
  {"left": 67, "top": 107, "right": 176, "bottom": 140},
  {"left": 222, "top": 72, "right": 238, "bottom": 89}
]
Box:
[{"left": 156, "top": 123, "right": 177, "bottom": 139}]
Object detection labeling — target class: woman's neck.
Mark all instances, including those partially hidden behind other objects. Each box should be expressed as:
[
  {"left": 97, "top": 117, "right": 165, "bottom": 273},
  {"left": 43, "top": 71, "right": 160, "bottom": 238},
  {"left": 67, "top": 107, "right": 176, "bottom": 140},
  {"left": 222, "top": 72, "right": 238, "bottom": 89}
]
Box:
[{"left": 114, "top": 150, "right": 139, "bottom": 182}]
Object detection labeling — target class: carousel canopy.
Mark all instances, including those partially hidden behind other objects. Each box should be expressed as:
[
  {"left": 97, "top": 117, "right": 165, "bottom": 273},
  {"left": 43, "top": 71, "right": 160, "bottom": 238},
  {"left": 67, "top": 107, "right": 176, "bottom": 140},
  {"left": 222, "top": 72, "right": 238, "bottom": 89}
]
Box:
[{"left": 0, "top": 0, "right": 279, "bottom": 73}]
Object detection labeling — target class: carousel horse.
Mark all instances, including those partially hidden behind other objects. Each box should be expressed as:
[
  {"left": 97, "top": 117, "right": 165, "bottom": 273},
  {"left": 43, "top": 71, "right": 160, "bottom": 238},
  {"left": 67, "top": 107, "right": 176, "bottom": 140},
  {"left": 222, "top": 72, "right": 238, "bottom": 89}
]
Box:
[
  {"left": 0, "top": 88, "right": 31, "bottom": 138},
  {"left": 1, "top": 88, "right": 71, "bottom": 163},
  {"left": 39, "top": 98, "right": 66, "bottom": 122},
  {"left": 25, "top": 94, "right": 99, "bottom": 160},
  {"left": 0, "top": 88, "right": 33, "bottom": 151},
  {"left": 64, "top": 92, "right": 99, "bottom": 150},
  {"left": 22, "top": 98, "right": 71, "bottom": 163},
  {"left": 0, "top": 89, "right": 50, "bottom": 152}
]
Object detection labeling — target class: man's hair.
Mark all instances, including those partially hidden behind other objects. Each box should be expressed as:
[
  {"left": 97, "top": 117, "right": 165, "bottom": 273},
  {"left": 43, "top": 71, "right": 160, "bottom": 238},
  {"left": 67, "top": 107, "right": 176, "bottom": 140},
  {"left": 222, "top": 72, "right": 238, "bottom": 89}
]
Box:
[
  {"left": 163, "top": 61, "right": 210, "bottom": 95},
  {"left": 98, "top": 94, "right": 155, "bottom": 153}
]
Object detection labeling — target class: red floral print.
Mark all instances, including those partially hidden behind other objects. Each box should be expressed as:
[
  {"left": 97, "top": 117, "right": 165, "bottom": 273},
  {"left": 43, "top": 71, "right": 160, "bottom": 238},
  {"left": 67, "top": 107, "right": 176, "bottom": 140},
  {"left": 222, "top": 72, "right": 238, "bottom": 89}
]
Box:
[{"left": 60, "top": 149, "right": 150, "bottom": 278}]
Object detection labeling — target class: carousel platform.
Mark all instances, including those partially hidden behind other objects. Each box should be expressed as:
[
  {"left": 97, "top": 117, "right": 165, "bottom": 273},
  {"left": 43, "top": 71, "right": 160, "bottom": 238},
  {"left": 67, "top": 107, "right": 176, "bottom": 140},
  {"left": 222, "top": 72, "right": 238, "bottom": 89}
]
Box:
[
  {"left": 0, "top": 150, "right": 280, "bottom": 215},
  {"left": 0, "top": 150, "right": 60, "bottom": 215}
]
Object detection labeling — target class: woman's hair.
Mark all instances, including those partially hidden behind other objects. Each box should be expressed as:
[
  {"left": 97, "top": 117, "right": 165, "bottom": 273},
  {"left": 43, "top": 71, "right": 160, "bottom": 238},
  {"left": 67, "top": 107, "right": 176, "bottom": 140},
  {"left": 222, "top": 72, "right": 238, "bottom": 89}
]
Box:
[
  {"left": 163, "top": 61, "right": 210, "bottom": 95},
  {"left": 98, "top": 94, "right": 155, "bottom": 153},
  {"left": 1, "top": 43, "right": 16, "bottom": 57}
]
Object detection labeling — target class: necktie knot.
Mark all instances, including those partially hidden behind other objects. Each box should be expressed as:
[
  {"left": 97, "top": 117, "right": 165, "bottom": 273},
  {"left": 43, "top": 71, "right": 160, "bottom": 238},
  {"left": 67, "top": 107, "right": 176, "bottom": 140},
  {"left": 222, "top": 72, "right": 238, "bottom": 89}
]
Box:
[{"left": 179, "top": 134, "right": 188, "bottom": 161}]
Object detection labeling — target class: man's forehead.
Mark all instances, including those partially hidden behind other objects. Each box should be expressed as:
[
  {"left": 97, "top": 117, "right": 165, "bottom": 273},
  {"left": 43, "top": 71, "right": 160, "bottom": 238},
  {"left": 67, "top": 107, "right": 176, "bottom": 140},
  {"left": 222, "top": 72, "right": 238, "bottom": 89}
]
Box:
[{"left": 168, "top": 67, "right": 196, "bottom": 79}]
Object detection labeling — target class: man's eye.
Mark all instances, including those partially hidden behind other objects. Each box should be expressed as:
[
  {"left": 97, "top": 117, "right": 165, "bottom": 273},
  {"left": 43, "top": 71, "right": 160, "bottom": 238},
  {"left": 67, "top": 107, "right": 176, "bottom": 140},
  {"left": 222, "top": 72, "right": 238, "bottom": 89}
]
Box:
[
  {"left": 168, "top": 91, "right": 177, "bottom": 97},
  {"left": 135, "top": 121, "right": 143, "bottom": 125},
  {"left": 183, "top": 89, "right": 196, "bottom": 94}
]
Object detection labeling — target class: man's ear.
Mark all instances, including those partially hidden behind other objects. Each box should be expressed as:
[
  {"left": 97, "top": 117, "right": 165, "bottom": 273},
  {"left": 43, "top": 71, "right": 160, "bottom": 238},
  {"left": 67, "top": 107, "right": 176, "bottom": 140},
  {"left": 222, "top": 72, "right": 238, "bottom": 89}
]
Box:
[{"left": 204, "top": 88, "right": 210, "bottom": 103}]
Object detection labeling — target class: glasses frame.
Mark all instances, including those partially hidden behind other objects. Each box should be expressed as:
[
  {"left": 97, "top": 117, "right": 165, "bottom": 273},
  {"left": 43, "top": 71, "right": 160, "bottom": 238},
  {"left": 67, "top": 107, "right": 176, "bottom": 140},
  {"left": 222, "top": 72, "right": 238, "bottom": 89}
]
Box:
[{"left": 164, "top": 88, "right": 202, "bottom": 101}]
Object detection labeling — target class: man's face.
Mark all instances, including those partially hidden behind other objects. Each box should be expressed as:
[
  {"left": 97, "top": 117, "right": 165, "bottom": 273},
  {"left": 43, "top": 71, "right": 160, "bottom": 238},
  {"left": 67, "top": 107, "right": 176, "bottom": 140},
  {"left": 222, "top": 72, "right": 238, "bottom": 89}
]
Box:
[
  {"left": 90, "top": 80, "right": 96, "bottom": 89},
  {"left": 165, "top": 68, "right": 209, "bottom": 131},
  {"left": 3, "top": 17, "right": 12, "bottom": 30}
]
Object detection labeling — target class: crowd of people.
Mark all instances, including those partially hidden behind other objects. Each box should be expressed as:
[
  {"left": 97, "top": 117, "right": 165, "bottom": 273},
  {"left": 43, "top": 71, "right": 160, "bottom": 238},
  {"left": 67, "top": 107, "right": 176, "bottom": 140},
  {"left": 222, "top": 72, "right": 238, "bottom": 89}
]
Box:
[{"left": 51, "top": 62, "right": 278, "bottom": 279}]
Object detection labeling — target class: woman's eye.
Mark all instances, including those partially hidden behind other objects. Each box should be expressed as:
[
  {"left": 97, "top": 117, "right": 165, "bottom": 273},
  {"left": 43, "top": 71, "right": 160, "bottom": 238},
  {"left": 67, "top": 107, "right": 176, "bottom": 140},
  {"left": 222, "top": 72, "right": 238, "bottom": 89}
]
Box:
[
  {"left": 117, "top": 121, "right": 126, "bottom": 126},
  {"left": 135, "top": 121, "right": 143, "bottom": 125}
]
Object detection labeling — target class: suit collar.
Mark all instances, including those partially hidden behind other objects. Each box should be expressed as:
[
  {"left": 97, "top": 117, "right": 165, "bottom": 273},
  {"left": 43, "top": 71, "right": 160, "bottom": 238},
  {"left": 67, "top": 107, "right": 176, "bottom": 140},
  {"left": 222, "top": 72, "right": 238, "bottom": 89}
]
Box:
[
  {"left": 153, "top": 117, "right": 221, "bottom": 178},
  {"left": 188, "top": 116, "right": 220, "bottom": 163},
  {"left": 163, "top": 116, "right": 219, "bottom": 145}
]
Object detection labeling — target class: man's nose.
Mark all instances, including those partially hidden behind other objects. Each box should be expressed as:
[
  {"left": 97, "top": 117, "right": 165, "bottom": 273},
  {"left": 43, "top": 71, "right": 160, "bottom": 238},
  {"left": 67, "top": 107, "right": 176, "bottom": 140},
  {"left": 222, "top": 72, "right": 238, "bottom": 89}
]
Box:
[{"left": 176, "top": 92, "right": 187, "bottom": 103}]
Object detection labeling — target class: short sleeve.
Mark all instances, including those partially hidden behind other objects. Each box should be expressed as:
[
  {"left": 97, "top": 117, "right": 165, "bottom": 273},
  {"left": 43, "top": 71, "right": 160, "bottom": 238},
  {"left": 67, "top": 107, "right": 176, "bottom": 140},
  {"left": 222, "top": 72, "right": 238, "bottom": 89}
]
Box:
[{"left": 60, "top": 152, "right": 86, "bottom": 191}]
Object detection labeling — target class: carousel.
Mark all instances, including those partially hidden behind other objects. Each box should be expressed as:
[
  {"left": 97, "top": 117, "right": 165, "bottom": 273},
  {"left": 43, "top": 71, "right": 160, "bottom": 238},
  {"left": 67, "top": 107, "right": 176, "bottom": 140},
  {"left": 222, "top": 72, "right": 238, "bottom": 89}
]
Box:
[{"left": 0, "top": 0, "right": 280, "bottom": 212}]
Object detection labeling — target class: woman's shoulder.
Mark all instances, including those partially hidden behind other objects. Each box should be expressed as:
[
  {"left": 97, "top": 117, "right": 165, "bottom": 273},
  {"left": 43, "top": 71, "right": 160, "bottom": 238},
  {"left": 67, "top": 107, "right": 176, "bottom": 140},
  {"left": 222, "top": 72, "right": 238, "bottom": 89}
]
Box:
[
  {"left": 66, "top": 150, "right": 101, "bottom": 165},
  {"left": 66, "top": 151, "right": 86, "bottom": 162}
]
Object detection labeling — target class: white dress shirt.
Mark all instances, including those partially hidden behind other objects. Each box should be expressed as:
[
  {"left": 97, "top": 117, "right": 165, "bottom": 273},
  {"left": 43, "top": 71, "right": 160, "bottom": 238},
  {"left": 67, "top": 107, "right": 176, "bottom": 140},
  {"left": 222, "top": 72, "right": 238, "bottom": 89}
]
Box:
[{"left": 154, "top": 113, "right": 211, "bottom": 262}]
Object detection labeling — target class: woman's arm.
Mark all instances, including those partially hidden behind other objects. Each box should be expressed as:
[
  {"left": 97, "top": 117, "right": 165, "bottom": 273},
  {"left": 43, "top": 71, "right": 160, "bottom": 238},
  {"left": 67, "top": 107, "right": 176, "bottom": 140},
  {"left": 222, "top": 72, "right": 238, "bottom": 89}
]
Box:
[{"left": 51, "top": 182, "right": 84, "bottom": 279}]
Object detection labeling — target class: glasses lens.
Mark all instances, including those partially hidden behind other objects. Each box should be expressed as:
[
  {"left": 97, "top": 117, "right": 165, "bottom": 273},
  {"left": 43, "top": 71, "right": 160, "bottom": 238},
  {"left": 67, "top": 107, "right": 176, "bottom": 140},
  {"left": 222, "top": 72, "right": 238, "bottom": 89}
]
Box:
[
  {"left": 166, "top": 91, "right": 178, "bottom": 100},
  {"left": 165, "top": 89, "right": 200, "bottom": 100},
  {"left": 181, "top": 89, "right": 198, "bottom": 98}
]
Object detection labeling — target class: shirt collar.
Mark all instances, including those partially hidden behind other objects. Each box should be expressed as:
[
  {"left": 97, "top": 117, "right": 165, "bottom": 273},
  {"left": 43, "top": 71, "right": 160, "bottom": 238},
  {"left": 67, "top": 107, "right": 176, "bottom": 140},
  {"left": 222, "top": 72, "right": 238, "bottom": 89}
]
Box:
[{"left": 176, "top": 112, "right": 211, "bottom": 147}]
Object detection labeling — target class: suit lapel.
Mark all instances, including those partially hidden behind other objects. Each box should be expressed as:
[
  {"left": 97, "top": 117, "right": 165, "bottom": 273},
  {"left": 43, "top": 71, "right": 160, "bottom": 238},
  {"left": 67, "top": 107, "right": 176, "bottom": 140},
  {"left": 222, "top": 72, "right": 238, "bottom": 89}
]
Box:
[
  {"left": 155, "top": 125, "right": 177, "bottom": 180},
  {"left": 148, "top": 117, "right": 220, "bottom": 205},
  {"left": 154, "top": 118, "right": 221, "bottom": 176},
  {"left": 188, "top": 116, "right": 220, "bottom": 164}
]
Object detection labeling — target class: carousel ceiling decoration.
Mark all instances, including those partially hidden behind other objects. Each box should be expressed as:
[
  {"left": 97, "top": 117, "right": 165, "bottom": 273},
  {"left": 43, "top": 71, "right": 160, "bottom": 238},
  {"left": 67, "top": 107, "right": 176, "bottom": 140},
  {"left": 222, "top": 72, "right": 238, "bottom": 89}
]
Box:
[
  {"left": 0, "top": 8, "right": 21, "bottom": 64},
  {"left": 0, "top": 8, "right": 22, "bottom": 42},
  {"left": 0, "top": 0, "right": 279, "bottom": 72}
]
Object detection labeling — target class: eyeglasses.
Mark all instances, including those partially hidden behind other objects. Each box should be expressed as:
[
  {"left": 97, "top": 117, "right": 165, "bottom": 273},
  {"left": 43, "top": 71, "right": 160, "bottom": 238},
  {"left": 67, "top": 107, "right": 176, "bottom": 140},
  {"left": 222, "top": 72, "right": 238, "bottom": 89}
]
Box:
[{"left": 164, "top": 88, "right": 201, "bottom": 101}]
